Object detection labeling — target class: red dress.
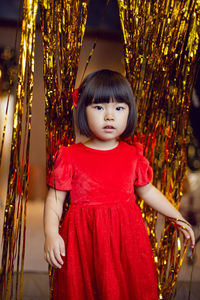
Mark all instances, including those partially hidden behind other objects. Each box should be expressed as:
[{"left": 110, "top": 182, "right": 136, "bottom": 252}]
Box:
[{"left": 47, "top": 141, "right": 158, "bottom": 300}]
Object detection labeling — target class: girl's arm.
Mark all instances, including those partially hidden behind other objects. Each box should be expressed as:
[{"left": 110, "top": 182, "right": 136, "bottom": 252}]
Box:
[
  {"left": 44, "top": 188, "right": 67, "bottom": 268},
  {"left": 135, "top": 183, "right": 195, "bottom": 249}
]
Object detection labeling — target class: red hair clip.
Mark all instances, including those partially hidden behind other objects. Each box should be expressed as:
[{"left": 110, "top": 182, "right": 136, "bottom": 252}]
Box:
[{"left": 72, "top": 88, "right": 79, "bottom": 108}]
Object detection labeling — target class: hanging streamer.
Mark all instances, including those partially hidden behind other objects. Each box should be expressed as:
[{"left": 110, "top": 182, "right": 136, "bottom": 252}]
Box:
[
  {"left": 118, "top": 0, "right": 200, "bottom": 298},
  {"left": 39, "top": 0, "right": 89, "bottom": 297},
  {"left": 0, "top": 1, "right": 22, "bottom": 166},
  {"left": 40, "top": 0, "right": 89, "bottom": 169},
  {"left": 0, "top": 0, "right": 38, "bottom": 299}
]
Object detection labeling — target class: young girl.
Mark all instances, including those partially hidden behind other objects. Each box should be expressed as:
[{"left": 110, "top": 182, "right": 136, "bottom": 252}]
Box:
[{"left": 44, "top": 69, "right": 195, "bottom": 300}]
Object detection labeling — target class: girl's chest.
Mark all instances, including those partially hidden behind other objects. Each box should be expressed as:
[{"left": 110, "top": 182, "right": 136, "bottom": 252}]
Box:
[{"left": 72, "top": 154, "right": 137, "bottom": 189}]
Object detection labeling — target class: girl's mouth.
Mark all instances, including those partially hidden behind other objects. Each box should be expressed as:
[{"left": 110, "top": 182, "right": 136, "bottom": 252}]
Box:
[{"left": 104, "top": 126, "right": 115, "bottom": 129}]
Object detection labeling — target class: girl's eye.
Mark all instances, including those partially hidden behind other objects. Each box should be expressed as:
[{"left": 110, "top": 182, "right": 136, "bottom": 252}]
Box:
[
  {"left": 94, "top": 105, "right": 103, "bottom": 110},
  {"left": 116, "top": 106, "right": 125, "bottom": 111}
]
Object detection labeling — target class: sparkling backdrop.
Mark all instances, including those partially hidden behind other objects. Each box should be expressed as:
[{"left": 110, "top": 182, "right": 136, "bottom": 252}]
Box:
[
  {"left": 0, "top": 0, "right": 199, "bottom": 299},
  {"left": 40, "top": 1, "right": 89, "bottom": 297},
  {"left": 0, "top": 0, "right": 38, "bottom": 299},
  {"left": 118, "top": 0, "right": 200, "bottom": 298}
]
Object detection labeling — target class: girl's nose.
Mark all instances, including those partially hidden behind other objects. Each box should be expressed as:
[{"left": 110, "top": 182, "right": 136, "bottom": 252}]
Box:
[{"left": 104, "top": 113, "right": 114, "bottom": 121}]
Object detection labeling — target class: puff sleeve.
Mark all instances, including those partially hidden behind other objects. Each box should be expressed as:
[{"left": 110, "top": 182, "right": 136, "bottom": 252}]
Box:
[
  {"left": 134, "top": 143, "right": 153, "bottom": 186},
  {"left": 47, "top": 146, "right": 73, "bottom": 191}
]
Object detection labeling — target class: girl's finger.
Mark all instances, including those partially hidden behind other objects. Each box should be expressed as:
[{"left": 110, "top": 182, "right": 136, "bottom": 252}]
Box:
[
  {"left": 49, "top": 250, "right": 62, "bottom": 269},
  {"left": 183, "top": 234, "right": 190, "bottom": 248},
  {"left": 180, "top": 227, "right": 195, "bottom": 249},
  {"left": 60, "top": 238, "right": 66, "bottom": 257},
  {"left": 188, "top": 228, "right": 195, "bottom": 248},
  {"left": 184, "top": 226, "right": 195, "bottom": 246},
  {"left": 45, "top": 252, "right": 51, "bottom": 265},
  {"left": 54, "top": 248, "right": 64, "bottom": 265}
]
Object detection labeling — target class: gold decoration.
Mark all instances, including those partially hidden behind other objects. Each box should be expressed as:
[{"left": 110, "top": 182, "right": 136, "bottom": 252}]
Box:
[
  {"left": 0, "top": 0, "right": 38, "bottom": 299},
  {"left": 0, "top": 85, "right": 12, "bottom": 165},
  {"left": 39, "top": 0, "right": 89, "bottom": 298},
  {"left": 1, "top": 0, "right": 198, "bottom": 299},
  {"left": 118, "top": 0, "right": 200, "bottom": 298},
  {"left": 40, "top": 0, "right": 89, "bottom": 169}
]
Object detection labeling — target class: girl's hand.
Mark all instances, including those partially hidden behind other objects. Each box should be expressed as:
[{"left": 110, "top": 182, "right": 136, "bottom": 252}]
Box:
[
  {"left": 44, "top": 232, "right": 66, "bottom": 269},
  {"left": 172, "top": 218, "right": 195, "bottom": 250},
  {"left": 136, "top": 184, "right": 195, "bottom": 251}
]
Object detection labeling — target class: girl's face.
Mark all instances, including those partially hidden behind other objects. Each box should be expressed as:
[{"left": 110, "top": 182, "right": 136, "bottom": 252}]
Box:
[{"left": 86, "top": 100, "right": 129, "bottom": 142}]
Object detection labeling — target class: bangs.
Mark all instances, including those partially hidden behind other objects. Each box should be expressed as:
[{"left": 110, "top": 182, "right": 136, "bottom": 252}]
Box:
[{"left": 82, "top": 71, "right": 132, "bottom": 106}]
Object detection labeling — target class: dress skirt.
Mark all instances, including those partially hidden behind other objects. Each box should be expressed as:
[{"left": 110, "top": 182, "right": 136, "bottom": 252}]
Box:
[{"left": 52, "top": 201, "right": 158, "bottom": 300}]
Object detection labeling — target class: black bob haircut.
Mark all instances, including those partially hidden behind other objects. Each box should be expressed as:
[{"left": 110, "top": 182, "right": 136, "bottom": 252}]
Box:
[{"left": 76, "top": 69, "right": 137, "bottom": 139}]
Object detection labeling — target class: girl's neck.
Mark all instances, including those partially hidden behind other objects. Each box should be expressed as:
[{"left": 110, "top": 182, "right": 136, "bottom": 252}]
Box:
[{"left": 83, "top": 138, "right": 119, "bottom": 150}]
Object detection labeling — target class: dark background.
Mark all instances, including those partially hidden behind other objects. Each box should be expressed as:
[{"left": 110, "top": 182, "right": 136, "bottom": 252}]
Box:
[{"left": 0, "top": 0, "right": 121, "bottom": 32}]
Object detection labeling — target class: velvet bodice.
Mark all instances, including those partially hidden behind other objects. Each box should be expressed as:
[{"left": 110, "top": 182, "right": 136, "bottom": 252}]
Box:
[{"left": 47, "top": 141, "right": 153, "bottom": 205}]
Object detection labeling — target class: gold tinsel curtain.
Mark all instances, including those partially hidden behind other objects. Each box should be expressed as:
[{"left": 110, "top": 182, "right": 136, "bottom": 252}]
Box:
[
  {"left": 118, "top": 0, "right": 200, "bottom": 298},
  {"left": 39, "top": 1, "right": 89, "bottom": 297},
  {"left": 1, "top": 0, "right": 199, "bottom": 299},
  {"left": 0, "top": 0, "right": 38, "bottom": 299},
  {"left": 0, "top": 1, "right": 89, "bottom": 299},
  {"left": 40, "top": 0, "right": 89, "bottom": 169}
]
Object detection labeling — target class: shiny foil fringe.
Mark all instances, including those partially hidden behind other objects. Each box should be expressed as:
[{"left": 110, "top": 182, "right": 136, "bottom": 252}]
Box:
[
  {"left": 0, "top": 0, "right": 38, "bottom": 299},
  {"left": 118, "top": 0, "right": 200, "bottom": 298},
  {"left": 40, "top": 0, "right": 89, "bottom": 171},
  {"left": 39, "top": 0, "right": 89, "bottom": 298},
  {"left": 0, "top": 85, "right": 12, "bottom": 166},
  {"left": 1, "top": 0, "right": 199, "bottom": 299}
]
